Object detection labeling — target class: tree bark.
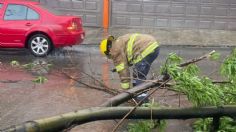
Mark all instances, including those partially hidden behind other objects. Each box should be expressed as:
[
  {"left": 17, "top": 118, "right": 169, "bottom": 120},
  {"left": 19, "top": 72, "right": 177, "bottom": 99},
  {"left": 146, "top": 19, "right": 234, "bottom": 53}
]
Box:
[
  {"left": 101, "top": 79, "right": 166, "bottom": 107},
  {"left": 2, "top": 106, "right": 236, "bottom": 132}
]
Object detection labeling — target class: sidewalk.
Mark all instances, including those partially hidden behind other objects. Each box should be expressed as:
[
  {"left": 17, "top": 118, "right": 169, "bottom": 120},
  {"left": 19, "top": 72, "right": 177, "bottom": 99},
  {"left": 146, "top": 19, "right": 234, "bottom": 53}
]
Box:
[{"left": 83, "top": 27, "right": 236, "bottom": 47}]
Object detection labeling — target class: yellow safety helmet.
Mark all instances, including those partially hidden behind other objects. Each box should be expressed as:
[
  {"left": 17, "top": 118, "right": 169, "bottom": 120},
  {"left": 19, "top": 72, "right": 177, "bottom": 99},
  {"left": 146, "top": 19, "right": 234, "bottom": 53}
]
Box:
[{"left": 99, "top": 36, "right": 115, "bottom": 56}]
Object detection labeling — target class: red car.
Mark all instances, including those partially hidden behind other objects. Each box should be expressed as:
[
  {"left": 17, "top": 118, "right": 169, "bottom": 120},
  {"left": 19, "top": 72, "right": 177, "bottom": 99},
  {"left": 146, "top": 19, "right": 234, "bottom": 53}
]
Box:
[{"left": 0, "top": 0, "right": 85, "bottom": 57}]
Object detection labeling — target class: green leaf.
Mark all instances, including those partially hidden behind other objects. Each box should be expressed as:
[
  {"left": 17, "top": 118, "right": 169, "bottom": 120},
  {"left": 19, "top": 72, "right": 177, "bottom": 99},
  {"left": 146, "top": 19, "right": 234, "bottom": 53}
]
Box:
[
  {"left": 32, "top": 76, "right": 48, "bottom": 84},
  {"left": 10, "top": 60, "right": 20, "bottom": 67},
  {"left": 210, "top": 52, "right": 221, "bottom": 61},
  {"left": 22, "top": 63, "right": 34, "bottom": 70},
  {"left": 221, "top": 48, "right": 236, "bottom": 81},
  {"left": 168, "top": 53, "right": 183, "bottom": 64},
  {"left": 184, "top": 64, "right": 199, "bottom": 76}
]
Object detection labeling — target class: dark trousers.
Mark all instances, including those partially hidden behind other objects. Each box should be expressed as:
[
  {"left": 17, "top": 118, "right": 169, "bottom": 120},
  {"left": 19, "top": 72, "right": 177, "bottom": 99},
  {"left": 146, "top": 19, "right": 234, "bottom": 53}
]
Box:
[{"left": 133, "top": 47, "right": 160, "bottom": 87}]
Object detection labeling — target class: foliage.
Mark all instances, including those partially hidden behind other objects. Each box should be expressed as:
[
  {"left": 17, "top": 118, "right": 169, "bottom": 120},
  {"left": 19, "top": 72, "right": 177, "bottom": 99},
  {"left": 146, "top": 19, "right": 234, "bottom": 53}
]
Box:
[
  {"left": 10, "top": 60, "right": 20, "bottom": 67},
  {"left": 10, "top": 60, "right": 52, "bottom": 84},
  {"left": 161, "top": 50, "right": 236, "bottom": 106},
  {"left": 22, "top": 61, "right": 52, "bottom": 72},
  {"left": 218, "top": 117, "right": 236, "bottom": 132},
  {"left": 32, "top": 76, "right": 48, "bottom": 84},
  {"left": 193, "top": 117, "right": 236, "bottom": 132},
  {"left": 221, "top": 48, "right": 236, "bottom": 82},
  {"left": 210, "top": 52, "right": 221, "bottom": 61},
  {"left": 193, "top": 118, "right": 212, "bottom": 131},
  {"left": 219, "top": 84, "right": 236, "bottom": 105},
  {"left": 160, "top": 50, "right": 236, "bottom": 131},
  {"left": 128, "top": 120, "right": 156, "bottom": 132},
  {"left": 130, "top": 50, "right": 236, "bottom": 131},
  {"left": 161, "top": 53, "right": 223, "bottom": 107},
  {"left": 219, "top": 48, "right": 236, "bottom": 105},
  {"left": 128, "top": 120, "right": 166, "bottom": 132},
  {"left": 128, "top": 101, "right": 166, "bottom": 132},
  {"left": 22, "top": 63, "right": 35, "bottom": 70}
]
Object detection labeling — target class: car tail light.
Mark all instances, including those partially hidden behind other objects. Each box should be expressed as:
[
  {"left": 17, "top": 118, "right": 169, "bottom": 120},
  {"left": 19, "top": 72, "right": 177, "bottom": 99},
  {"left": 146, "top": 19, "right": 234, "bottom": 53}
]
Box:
[{"left": 67, "top": 21, "right": 78, "bottom": 31}]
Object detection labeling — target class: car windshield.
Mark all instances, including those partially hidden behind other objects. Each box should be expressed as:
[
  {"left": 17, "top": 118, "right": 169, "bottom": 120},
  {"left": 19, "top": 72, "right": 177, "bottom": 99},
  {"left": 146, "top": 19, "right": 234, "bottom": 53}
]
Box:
[{"left": 39, "top": 4, "right": 65, "bottom": 16}]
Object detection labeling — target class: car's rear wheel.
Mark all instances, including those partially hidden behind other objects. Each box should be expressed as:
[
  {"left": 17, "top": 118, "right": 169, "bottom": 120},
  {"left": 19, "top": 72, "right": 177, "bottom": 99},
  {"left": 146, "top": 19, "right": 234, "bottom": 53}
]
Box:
[{"left": 28, "top": 34, "right": 52, "bottom": 57}]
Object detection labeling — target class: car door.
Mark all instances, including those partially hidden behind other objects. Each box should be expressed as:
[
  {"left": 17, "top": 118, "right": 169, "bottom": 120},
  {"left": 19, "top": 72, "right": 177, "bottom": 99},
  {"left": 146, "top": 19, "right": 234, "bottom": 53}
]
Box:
[{"left": 0, "top": 3, "right": 40, "bottom": 47}]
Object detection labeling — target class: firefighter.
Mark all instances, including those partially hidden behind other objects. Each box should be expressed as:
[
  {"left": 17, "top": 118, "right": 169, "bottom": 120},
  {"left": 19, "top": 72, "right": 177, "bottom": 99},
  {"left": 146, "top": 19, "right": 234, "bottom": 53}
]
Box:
[{"left": 100, "top": 33, "right": 160, "bottom": 102}]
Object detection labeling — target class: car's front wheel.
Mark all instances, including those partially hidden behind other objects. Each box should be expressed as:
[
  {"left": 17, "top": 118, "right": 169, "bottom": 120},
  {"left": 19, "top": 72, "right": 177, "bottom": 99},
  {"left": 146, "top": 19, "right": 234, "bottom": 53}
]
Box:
[{"left": 28, "top": 34, "right": 52, "bottom": 57}]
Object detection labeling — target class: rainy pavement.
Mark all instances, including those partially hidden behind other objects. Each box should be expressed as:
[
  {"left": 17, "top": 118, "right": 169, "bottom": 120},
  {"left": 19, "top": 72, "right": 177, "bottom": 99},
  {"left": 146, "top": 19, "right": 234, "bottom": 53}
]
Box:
[{"left": 0, "top": 45, "right": 233, "bottom": 132}]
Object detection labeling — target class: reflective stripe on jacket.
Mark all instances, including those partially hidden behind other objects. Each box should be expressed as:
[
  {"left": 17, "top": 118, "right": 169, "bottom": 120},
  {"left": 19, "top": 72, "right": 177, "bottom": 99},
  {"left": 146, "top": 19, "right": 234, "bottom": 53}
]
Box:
[{"left": 110, "top": 33, "right": 159, "bottom": 89}]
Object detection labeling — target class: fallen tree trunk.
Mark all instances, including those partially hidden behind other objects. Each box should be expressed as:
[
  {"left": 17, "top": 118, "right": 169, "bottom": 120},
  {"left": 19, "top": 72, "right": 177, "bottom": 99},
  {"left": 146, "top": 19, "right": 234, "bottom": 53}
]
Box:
[{"left": 3, "top": 105, "right": 236, "bottom": 132}]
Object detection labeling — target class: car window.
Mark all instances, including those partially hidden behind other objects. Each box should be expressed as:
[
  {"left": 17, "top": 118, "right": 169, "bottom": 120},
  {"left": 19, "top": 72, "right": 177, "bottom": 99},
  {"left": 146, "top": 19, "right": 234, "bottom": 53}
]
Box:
[
  {"left": 27, "top": 8, "right": 39, "bottom": 20},
  {"left": 4, "top": 4, "right": 27, "bottom": 20},
  {"left": 0, "top": 4, "right": 3, "bottom": 9}
]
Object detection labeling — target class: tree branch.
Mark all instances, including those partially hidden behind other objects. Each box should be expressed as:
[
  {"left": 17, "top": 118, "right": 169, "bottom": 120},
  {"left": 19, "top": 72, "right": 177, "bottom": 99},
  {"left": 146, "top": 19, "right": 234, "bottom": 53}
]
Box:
[
  {"left": 179, "top": 50, "right": 216, "bottom": 67},
  {"left": 3, "top": 106, "right": 236, "bottom": 132},
  {"left": 62, "top": 71, "right": 120, "bottom": 95}
]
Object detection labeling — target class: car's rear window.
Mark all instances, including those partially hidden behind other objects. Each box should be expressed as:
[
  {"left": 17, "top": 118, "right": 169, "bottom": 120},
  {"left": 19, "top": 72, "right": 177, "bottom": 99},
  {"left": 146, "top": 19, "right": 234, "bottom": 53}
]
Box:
[{"left": 39, "top": 4, "right": 65, "bottom": 16}]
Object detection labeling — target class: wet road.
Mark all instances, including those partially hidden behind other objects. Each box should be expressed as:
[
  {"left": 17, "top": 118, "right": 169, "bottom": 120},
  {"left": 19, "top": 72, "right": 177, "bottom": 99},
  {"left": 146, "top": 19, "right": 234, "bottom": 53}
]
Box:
[
  {"left": 0, "top": 45, "right": 233, "bottom": 131},
  {"left": 0, "top": 45, "right": 232, "bottom": 78}
]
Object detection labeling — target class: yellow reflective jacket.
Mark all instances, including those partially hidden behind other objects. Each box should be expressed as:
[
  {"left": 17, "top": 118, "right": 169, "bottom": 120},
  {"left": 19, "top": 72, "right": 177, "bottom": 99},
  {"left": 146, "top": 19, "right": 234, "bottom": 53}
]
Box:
[{"left": 110, "top": 33, "right": 159, "bottom": 89}]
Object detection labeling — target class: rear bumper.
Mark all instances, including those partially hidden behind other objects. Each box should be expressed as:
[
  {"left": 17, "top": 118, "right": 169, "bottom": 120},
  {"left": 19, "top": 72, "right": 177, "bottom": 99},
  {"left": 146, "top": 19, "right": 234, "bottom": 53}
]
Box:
[{"left": 53, "top": 30, "right": 85, "bottom": 48}]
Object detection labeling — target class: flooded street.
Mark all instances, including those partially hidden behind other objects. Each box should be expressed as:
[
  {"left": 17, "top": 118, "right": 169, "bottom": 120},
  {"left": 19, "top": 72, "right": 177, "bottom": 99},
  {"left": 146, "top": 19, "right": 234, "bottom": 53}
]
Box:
[{"left": 0, "top": 45, "right": 232, "bottom": 131}]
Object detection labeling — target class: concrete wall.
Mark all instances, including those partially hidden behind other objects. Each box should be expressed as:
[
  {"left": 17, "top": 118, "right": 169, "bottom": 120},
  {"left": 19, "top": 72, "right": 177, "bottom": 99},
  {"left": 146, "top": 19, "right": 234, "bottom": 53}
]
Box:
[{"left": 111, "top": 0, "right": 236, "bottom": 30}]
